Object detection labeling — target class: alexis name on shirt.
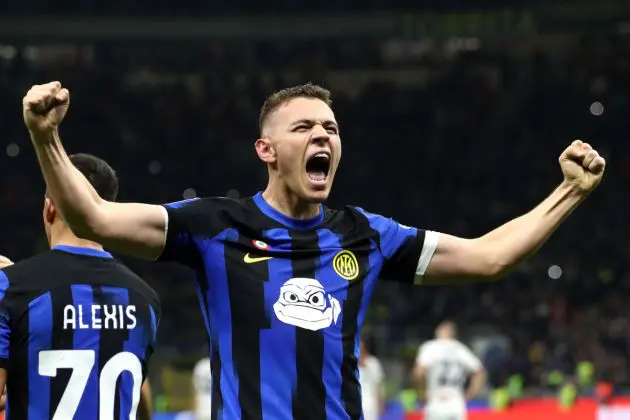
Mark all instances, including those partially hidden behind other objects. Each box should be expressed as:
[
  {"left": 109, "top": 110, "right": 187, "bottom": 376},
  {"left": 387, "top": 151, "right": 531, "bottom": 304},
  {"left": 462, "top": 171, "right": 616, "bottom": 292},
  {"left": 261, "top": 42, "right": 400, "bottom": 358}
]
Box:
[{"left": 63, "top": 304, "right": 137, "bottom": 330}]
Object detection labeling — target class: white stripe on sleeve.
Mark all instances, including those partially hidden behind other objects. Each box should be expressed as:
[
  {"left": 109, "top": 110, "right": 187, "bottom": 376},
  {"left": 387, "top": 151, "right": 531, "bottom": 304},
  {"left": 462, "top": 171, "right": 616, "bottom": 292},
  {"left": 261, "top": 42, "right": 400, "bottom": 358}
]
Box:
[{"left": 414, "top": 230, "right": 440, "bottom": 285}]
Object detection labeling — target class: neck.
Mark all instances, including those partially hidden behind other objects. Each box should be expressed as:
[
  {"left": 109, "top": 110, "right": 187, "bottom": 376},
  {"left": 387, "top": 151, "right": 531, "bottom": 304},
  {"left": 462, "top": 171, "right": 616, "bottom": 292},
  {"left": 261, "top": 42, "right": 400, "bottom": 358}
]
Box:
[
  {"left": 50, "top": 228, "right": 104, "bottom": 251},
  {"left": 359, "top": 352, "right": 367, "bottom": 365},
  {"left": 262, "top": 182, "right": 321, "bottom": 220}
]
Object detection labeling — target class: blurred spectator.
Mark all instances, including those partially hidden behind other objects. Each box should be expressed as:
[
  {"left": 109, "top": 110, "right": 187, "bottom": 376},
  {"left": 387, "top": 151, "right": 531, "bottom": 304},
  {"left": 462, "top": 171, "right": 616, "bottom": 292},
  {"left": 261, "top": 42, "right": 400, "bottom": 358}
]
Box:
[{"left": 359, "top": 338, "right": 385, "bottom": 420}]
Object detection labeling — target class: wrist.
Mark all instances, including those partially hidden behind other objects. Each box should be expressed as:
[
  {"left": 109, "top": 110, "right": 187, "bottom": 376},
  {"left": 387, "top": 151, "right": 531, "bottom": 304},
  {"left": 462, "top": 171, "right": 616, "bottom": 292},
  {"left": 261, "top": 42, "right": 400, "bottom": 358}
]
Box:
[
  {"left": 558, "top": 180, "right": 589, "bottom": 200},
  {"left": 29, "top": 128, "right": 58, "bottom": 146}
]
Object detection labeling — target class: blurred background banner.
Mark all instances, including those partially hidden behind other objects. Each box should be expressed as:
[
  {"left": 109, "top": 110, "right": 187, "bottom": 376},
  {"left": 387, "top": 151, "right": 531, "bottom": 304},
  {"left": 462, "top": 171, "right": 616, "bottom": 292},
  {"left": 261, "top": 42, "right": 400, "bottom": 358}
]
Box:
[
  {"left": 1, "top": 2, "right": 630, "bottom": 41},
  {"left": 0, "top": 0, "right": 629, "bottom": 418}
]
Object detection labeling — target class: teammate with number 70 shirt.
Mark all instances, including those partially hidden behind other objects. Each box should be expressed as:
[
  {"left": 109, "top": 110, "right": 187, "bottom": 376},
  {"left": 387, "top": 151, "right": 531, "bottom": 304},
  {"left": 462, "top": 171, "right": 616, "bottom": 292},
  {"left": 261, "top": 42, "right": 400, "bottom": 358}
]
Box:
[{"left": 0, "top": 154, "right": 161, "bottom": 420}]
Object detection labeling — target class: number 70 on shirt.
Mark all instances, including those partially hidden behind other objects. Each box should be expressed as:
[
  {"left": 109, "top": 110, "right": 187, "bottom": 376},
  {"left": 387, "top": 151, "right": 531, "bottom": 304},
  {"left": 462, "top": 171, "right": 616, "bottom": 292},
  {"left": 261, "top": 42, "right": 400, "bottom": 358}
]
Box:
[{"left": 39, "top": 349, "right": 143, "bottom": 420}]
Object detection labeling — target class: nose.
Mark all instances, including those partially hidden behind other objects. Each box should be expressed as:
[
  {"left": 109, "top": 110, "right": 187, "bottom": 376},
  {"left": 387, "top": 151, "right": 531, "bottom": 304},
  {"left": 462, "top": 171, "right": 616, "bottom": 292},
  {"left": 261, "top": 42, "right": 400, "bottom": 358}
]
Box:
[{"left": 310, "top": 124, "right": 330, "bottom": 145}]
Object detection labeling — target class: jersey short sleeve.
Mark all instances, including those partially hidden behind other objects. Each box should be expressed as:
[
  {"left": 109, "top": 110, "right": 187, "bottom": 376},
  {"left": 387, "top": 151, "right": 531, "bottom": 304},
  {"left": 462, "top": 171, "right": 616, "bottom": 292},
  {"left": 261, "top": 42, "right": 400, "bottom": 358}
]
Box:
[
  {"left": 159, "top": 198, "right": 201, "bottom": 264},
  {"left": 457, "top": 343, "right": 482, "bottom": 372},
  {"left": 159, "top": 197, "right": 231, "bottom": 268},
  {"left": 0, "top": 271, "right": 11, "bottom": 367},
  {"left": 355, "top": 208, "right": 440, "bottom": 284},
  {"left": 416, "top": 343, "right": 434, "bottom": 367},
  {"left": 193, "top": 358, "right": 212, "bottom": 392},
  {"left": 368, "top": 357, "right": 384, "bottom": 384}
]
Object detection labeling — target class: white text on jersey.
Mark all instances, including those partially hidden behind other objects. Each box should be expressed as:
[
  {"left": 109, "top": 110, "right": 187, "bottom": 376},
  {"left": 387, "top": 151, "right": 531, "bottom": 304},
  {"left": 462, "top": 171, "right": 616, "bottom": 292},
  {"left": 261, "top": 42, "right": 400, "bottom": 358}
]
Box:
[{"left": 63, "top": 304, "right": 137, "bottom": 330}]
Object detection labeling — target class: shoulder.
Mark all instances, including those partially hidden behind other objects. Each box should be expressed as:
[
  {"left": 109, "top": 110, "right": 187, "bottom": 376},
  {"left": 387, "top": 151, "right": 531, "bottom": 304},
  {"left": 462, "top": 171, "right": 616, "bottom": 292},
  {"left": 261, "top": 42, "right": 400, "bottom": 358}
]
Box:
[
  {"left": 454, "top": 340, "right": 477, "bottom": 358},
  {"left": 321, "top": 205, "right": 389, "bottom": 236},
  {"left": 163, "top": 196, "right": 269, "bottom": 232},
  {"left": 1, "top": 251, "right": 56, "bottom": 281},
  {"left": 343, "top": 206, "right": 417, "bottom": 242},
  {"left": 417, "top": 339, "right": 440, "bottom": 360},
  {"left": 451, "top": 339, "right": 472, "bottom": 354},
  {"left": 327, "top": 206, "right": 383, "bottom": 225},
  {"left": 193, "top": 358, "right": 211, "bottom": 375},
  {"left": 0, "top": 252, "right": 60, "bottom": 300},
  {"left": 454, "top": 339, "right": 469, "bottom": 349},
  {"left": 162, "top": 197, "right": 242, "bottom": 219},
  {"left": 346, "top": 206, "right": 410, "bottom": 227},
  {"left": 419, "top": 339, "right": 437, "bottom": 351},
  {"left": 366, "top": 355, "right": 383, "bottom": 370}
]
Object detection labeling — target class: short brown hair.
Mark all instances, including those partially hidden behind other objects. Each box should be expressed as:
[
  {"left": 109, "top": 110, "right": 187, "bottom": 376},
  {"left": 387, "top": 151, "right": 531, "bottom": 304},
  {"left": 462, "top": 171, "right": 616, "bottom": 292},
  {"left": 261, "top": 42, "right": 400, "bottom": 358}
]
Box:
[
  {"left": 46, "top": 154, "right": 119, "bottom": 202},
  {"left": 259, "top": 83, "right": 332, "bottom": 134}
]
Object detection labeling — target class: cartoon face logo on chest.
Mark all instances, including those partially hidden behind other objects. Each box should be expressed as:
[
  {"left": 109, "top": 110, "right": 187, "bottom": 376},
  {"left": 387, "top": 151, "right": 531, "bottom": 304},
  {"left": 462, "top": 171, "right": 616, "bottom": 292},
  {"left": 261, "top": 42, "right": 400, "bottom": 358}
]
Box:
[{"left": 273, "top": 278, "right": 341, "bottom": 331}]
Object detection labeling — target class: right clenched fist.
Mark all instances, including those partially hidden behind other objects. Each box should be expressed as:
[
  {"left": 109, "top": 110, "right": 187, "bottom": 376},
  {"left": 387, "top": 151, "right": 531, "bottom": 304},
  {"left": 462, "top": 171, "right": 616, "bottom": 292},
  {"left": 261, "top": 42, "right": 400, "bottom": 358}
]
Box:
[{"left": 23, "top": 81, "right": 70, "bottom": 135}]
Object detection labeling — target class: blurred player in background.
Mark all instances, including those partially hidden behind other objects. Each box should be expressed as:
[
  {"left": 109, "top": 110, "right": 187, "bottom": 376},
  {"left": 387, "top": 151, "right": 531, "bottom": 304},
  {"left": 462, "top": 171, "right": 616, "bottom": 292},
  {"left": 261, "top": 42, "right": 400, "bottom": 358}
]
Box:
[
  {"left": 169, "top": 357, "right": 211, "bottom": 420},
  {"left": 193, "top": 357, "right": 212, "bottom": 420},
  {"left": 413, "top": 321, "right": 486, "bottom": 420},
  {"left": 24, "top": 80, "right": 605, "bottom": 419},
  {"left": 359, "top": 337, "right": 384, "bottom": 420},
  {"left": 0, "top": 154, "right": 161, "bottom": 419}
]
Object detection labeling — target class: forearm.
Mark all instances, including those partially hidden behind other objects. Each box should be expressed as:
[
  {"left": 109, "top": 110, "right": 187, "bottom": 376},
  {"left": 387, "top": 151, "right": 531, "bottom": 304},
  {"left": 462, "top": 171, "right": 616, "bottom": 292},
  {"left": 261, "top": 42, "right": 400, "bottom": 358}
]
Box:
[
  {"left": 378, "top": 389, "right": 385, "bottom": 415},
  {"left": 30, "top": 130, "right": 103, "bottom": 235},
  {"left": 478, "top": 181, "right": 585, "bottom": 275},
  {"left": 412, "top": 365, "right": 425, "bottom": 389},
  {"left": 138, "top": 380, "right": 153, "bottom": 420},
  {"left": 465, "top": 370, "right": 486, "bottom": 400}
]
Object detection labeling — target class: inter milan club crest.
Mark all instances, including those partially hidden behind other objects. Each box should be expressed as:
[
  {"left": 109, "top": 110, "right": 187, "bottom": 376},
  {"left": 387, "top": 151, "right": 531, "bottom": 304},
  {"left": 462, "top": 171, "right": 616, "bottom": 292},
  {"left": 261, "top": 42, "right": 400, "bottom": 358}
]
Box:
[{"left": 333, "top": 250, "right": 359, "bottom": 280}]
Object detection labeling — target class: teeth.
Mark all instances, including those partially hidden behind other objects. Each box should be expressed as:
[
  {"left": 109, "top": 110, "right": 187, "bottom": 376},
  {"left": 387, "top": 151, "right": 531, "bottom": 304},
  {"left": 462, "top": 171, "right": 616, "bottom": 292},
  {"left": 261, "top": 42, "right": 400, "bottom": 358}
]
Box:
[{"left": 314, "top": 153, "right": 329, "bottom": 160}]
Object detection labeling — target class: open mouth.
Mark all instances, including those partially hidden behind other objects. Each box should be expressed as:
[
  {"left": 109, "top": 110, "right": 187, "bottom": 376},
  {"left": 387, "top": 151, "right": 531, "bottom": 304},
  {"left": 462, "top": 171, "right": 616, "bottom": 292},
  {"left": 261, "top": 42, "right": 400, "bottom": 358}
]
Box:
[{"left": 305, "top": 153, "right": 331, "bottom": 186}]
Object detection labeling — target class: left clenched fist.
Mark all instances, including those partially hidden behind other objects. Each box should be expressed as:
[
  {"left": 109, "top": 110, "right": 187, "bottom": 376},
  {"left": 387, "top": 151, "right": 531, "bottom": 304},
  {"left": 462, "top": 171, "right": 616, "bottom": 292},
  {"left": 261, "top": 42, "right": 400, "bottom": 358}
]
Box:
[{"left": 559, "top": 140, "right": 606, "bottom": 193}]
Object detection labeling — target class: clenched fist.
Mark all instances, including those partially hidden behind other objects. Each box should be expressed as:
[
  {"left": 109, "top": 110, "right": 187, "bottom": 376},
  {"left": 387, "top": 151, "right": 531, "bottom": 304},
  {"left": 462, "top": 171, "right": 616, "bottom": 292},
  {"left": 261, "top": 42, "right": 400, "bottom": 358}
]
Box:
[
  {"left": 22, "top": 81, "right": 70, "bottom": 136},
  {"left": 559, "top": 140, "right": 606, "bottom": 193}
]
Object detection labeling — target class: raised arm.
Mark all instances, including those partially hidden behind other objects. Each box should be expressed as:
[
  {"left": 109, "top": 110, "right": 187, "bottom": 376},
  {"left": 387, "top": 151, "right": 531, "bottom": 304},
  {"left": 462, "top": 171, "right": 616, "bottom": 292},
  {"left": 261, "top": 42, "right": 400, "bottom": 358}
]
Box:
[
  {"left": 22, "top": 82, "right": 167, "bottom": 259},
  {"left": 422, "top": 140, "right": 605, "bottom": 283},
  {"left": 371, "top": 140, "right": 605, "bottom": 285}
]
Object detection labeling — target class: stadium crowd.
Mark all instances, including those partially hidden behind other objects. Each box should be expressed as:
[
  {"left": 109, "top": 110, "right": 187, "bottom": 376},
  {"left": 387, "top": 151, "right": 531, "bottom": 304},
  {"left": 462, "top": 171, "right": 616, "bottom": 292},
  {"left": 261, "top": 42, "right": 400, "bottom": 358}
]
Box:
[{"left": 0, "top": 33, "right": 627, "bottom": 395}]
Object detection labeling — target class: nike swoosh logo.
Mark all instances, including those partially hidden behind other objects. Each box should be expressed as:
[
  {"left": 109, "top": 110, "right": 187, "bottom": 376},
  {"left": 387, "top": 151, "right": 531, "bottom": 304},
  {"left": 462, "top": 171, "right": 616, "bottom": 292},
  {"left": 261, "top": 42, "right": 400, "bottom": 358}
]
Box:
[{"left": 243, "top": 253, "right": 273, "bottom": 264}]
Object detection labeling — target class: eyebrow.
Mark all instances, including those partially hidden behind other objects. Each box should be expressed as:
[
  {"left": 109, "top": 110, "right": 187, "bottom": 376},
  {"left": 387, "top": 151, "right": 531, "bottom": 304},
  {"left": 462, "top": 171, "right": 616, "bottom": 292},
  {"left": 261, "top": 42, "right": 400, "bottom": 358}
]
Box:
[{"left": 291, "top": 119, "right": 339, "bottom": 129}]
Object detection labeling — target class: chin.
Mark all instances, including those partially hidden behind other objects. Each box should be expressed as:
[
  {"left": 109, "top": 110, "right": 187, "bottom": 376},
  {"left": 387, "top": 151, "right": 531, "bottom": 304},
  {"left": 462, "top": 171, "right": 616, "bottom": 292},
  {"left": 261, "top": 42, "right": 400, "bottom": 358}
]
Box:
[{"left": 304, "top": 188, "right": 330, "bottom": 203}]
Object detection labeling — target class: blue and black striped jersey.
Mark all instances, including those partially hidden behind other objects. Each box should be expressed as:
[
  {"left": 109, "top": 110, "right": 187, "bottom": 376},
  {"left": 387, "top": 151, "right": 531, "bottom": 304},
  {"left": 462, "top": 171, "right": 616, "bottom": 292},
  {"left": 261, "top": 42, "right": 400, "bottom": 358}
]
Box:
[
  {"left": 0, "top": 245, "right": 161, "bottom": 420},
  {"left": 159, "top": 192, "right": 435, "bottom": 420}
]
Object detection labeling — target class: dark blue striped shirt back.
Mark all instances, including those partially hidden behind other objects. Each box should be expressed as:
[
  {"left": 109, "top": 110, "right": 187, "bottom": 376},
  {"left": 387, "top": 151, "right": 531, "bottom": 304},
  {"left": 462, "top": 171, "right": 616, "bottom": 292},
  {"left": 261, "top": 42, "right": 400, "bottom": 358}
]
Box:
[{"left": 0, "top": 246, "right": 161, "bottom": 420}]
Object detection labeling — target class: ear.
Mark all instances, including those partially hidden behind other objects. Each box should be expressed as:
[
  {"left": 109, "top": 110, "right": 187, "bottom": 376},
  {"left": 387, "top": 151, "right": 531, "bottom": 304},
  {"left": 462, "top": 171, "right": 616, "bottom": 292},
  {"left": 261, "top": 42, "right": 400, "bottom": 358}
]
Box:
[
  {"left": 0, "top": 255, "right": 13, "bottom": 269},
  {"left": 44, "top": 197, "right": 57, "bottom": 224},
  {"left": 255, "top": 137, "right": 277, "bottom": 164}
]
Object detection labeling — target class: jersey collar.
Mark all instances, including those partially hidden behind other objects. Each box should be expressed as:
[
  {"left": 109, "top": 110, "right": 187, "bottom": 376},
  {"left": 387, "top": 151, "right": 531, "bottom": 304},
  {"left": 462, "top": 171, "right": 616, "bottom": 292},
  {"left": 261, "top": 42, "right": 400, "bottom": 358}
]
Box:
[
  {"left": 52, "top": 245, "right": 113, "bottom": 259},
  {"left": 253, "top": 192, "right": 324, "bottom": 230}
]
